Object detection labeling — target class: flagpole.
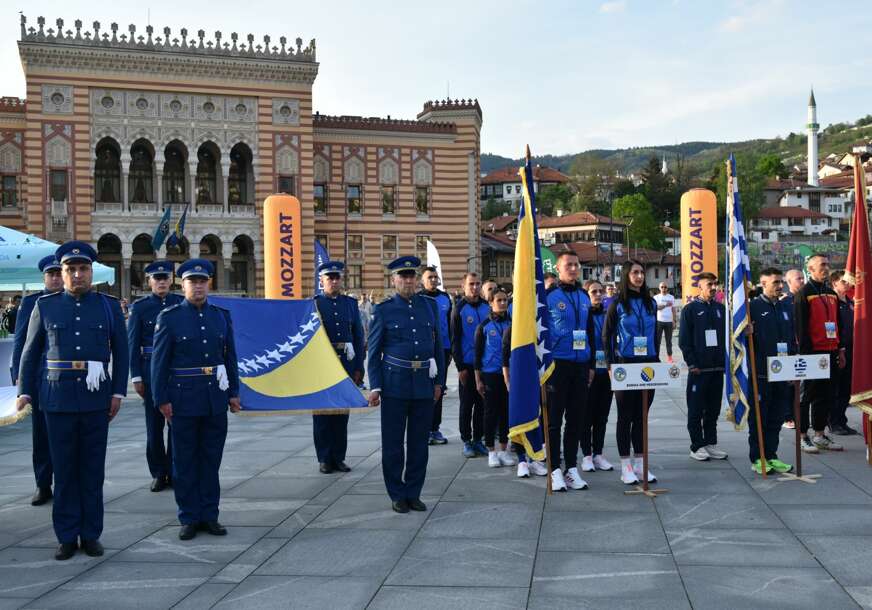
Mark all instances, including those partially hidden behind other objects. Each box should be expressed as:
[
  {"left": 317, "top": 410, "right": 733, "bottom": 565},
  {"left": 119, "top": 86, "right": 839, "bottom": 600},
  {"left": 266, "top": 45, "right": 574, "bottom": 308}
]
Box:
[
  {"left": 727, "top": 160, "right": 768, "bottom": 479},
  {"left": 540, "top": 386, "right": 553, "bottom": 495}
]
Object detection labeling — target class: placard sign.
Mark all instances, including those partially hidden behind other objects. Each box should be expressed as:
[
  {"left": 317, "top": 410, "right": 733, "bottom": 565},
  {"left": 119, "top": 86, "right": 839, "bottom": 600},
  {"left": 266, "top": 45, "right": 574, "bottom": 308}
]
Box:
[
  {"left": 766, "top": 355, "right": 831, "bottom": 382},
  {"left": 610, "top": 363, "right": 682, "bottom": 391}
]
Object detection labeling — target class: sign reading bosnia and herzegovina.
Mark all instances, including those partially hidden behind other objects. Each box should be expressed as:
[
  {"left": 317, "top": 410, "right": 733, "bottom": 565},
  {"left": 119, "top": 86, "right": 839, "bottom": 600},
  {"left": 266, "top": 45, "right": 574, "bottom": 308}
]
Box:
[{"left": 210, "top": 297, "right": 368, "bottom": 414}]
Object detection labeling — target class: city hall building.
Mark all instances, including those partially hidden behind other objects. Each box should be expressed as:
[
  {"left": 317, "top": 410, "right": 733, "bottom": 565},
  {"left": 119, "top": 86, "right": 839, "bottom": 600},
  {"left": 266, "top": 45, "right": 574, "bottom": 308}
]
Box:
[{"left": 0, "top": 16, "right": 482, "bottom": 297}]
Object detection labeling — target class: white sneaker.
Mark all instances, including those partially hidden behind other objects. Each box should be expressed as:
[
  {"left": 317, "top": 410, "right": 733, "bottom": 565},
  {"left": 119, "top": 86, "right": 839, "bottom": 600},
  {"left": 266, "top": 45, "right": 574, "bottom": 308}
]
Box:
[
  {"left": 517, "top": 461, "right": 530, "bottom": 478},
  {"left": 633, "top": 457, "right": 657, "bottom": 483},
  {"left": 690, "top": 448, "right": 710, "bottom": 461},
  {"left": 487, "top": 451, "right": 501, "bottom": 468},
  {"left": 593, "top": 455, "right": 614, "bottom": 471},
  {"left": 704, "top": 445, "right": 728, "bottom": 460},
  {"left": 551, "top": 468, "right": 568, "bottom": 491},
  {"left": 581, "top": 455, "right": 595, "bottom": 472},
  {"left": 529, "top": 461, "right": 548, "bottom": 476},
  {"left": 564, "top": 467, "right": 589, "bottom": 490},
  {"left": 800, "top": 435, "right": 819, "bottom": 454},
  {"left": 498, "top": 450, "right": 517, "bottom": 466},
  {"left": 620, "top": 459, "right": 639, "bottom": 485},
  {"left": 813, "top": 434, "right": 843, "bottom": 451}
]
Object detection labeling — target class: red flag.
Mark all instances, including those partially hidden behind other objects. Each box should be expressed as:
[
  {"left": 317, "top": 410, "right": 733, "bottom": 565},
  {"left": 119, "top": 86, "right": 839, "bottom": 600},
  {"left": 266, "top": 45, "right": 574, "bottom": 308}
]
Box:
[{"left": 844, "top": 158, "right": 872, "bottom": 437}]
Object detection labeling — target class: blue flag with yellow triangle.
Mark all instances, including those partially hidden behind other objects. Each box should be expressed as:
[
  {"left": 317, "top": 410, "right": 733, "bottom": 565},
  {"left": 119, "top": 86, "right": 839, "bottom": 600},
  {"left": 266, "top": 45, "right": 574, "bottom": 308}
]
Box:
[{"left": 210, "top": 297, "right": 368, "bottom": 414}]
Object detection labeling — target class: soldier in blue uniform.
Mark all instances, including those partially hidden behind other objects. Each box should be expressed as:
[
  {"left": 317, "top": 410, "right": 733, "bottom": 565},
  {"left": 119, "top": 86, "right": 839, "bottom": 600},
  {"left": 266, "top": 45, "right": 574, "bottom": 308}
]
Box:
[
  {"left": 313, "top": 261, "right": 364, "bottom": 474},
  {"left": 418, "top": 265, "right": 452, "bottom": 445},
  {"left": 11, "top": 254, "right": 63, "bottom": 506},
  {"left": 367, "top": 256, "right": 445, "bottom": 513},
  {"left": 151, "top": 258, "right": 240, "bottom": 541},
  {"left": 127, "top": 261, "right": 184, "bottom": 491},
  {"left": 16, "top": 241, "right": 128, "bottom": 560}
]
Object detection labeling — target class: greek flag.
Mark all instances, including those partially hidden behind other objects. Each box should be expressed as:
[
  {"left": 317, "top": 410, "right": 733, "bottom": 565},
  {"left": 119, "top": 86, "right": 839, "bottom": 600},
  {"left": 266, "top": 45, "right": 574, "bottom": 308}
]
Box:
[
  {"left": 725, "top": 154, "right": 752, "bottom": 430},
  {"left": 508, "top": 147, "right": 554, "bottom": 460}
]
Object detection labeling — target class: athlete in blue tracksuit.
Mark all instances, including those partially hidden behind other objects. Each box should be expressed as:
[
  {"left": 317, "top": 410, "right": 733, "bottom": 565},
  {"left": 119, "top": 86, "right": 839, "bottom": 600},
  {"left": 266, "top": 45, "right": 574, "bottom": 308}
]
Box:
[
  {"left": 419, "top": 265, "right": 452, "bottom": 445},
  {"left": 581, "top": 280, "right": 614, "bottom": 472},
  {"left": 678, "top": 272, "right": 727, "bottom": 461},
  {"left": 474, "top": 290, "right": 513, "bottom": 466},
  {"left": 11, "top": 254, "right": 62, "bottom": 506},
  {"left": 452, "top": 273, "right": 490, "bottom": 456}
]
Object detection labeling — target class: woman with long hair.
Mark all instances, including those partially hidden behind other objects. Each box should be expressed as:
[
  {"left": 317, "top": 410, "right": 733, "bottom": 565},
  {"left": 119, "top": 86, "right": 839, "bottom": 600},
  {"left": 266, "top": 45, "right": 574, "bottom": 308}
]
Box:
[
  {"left": 580, "top": 280, "right": 614, "bottom": 473},
  {"left": 602, "top": 260, "right": 659, "bottom": 485}
]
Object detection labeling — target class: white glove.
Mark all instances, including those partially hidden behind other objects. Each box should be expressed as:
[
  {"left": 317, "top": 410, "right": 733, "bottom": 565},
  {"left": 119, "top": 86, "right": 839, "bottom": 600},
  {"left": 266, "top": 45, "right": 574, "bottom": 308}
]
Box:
[
  {"left": 428, "top": 358, "right": 437, "bottom": 379},
  {"left": 216, "top": 365, "right": 229, "bottom": 391},
  {"left": 344, "top": 342, "right": 356, "bottom": 362},
  {"left": 85, "top": 361, "right": 107, "bottom": 392}
]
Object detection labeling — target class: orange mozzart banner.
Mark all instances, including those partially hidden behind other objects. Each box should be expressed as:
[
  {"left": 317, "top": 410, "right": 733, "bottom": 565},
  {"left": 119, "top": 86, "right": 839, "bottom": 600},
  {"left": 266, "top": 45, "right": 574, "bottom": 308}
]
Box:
[
  {"left": 680, "top": 188, "right": 718, "bottom": 302},
  {"left": 263, "top": 194, "right": 303, "bottom": 299}
]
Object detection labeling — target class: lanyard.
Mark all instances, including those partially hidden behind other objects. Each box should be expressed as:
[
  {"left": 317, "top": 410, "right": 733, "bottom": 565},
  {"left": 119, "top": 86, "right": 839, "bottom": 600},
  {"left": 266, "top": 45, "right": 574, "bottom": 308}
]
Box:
[
  {"left": 812, "top": 282, "right": 833, "bottom": 320},
  {"left": 564, "top": 287, "right": 583, "bottom": 329},
  {"left": 631, "top": 298, "right": 647, "bottom": 336}
]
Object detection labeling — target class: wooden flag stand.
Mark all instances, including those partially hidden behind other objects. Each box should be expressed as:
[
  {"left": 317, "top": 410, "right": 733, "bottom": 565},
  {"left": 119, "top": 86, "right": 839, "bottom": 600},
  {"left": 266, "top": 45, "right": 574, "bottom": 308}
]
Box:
[
  {"left": 777, "top": 383, "right": 821, "bottom": 484},
  {"left": 624, "top": 390, "right": 669, "bottom": 498}
]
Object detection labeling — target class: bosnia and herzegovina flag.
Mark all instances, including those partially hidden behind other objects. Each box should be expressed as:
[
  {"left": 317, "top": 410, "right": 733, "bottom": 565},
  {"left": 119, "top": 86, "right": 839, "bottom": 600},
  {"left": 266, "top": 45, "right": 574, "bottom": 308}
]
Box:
[
  {"left": 508, "top": 147, "right": 554, "bottom": 460},
  {"left": 210, "top": 297, "right": 368, "bottom": 414}
]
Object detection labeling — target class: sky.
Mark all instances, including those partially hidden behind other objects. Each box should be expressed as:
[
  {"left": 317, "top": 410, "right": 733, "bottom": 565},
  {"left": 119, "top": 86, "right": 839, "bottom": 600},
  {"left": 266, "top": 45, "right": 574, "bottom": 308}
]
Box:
[{"left": 2, "top": 0, "right": 871, "bottom": 158}]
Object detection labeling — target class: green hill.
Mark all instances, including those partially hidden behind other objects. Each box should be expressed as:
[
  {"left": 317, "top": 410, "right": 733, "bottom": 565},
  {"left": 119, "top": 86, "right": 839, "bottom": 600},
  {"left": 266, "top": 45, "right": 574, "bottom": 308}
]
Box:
[{"left": 482, "top": 114, "right": 872, "bottom": 178}]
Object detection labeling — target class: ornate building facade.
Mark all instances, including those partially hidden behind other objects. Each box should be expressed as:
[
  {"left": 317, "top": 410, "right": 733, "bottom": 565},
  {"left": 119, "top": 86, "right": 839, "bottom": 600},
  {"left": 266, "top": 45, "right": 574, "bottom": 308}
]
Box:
[{"left": 0, "top": 16, "right": 482, "bottom": 297}]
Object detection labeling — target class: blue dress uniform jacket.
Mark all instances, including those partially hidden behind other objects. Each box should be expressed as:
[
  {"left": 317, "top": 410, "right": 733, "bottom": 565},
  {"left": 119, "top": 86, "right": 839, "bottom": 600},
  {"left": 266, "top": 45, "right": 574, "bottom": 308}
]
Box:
[
  {"left": 128, "top": 292, "right": 184, "bottom": 480},
  {"left": 16, "top": 289, "right": 128, "bottom": 545},
  {"left": 367, "top": 293, "right": 445, "bottom": 502},
  {"left": 678, "top": 298, "right": 727, "bottom": 370},
  {"left": 150, "top": 298, "right": 240, "bottom": 526},
  {"left": 312, "top": 293, "right": 364, "bottom": 466},
  {"left": 451, "top": 298, "right": 490, "bottom": 369},
  {"left": 150, "top": 299, "right": 240, "bottom": 416},
  {"left": 547, "top": 283, "right": 595, "bottom": 363},
  {"left": 11, "top": 290, "right": 53, "bottom": 490}
]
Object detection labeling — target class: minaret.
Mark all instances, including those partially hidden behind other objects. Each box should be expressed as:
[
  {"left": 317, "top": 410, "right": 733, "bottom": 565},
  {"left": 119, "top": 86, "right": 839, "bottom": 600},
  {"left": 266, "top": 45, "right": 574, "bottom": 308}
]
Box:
[{"left": 807, "top": 88, "right": 819, "bottom": 186}]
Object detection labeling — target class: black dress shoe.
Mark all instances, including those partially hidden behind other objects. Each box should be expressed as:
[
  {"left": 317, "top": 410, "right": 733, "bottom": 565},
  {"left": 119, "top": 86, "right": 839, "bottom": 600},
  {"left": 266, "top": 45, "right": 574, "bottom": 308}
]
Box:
[
  {"left": 201, "top": 521, "right": 227, "bottom": 536},
  {"left": 31, "top": 487, "right": 52, "bottom": 506},
  {"left": 333, "top": 461, "right": 351, "bottom": 473},
  {"left": 150, "top": 477, "right": 168, "bottom": 492},
  {"left": 54, "top": 542, "right": 77, "bottom": 561},
  {"left": 81, "top": 539, "right": 104, "bottom": 557},
  {"left": 319, "top": 462, "right": 333, "bottom": 474},
  {"left": 179, "top": 524, "right": 198, "bottom": 540},
  {"left": 407, "top": 498, "right": 427, "bottom": 512},
  {"left": 391, "top": 499, "right": 410, "bottom": 514}
]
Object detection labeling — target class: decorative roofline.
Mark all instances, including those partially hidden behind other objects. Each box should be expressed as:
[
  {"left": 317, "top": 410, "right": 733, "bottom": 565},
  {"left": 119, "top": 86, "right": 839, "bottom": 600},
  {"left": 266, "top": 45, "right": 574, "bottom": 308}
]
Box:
[
  {"left": 418, "top": 98, "right": 482, "bottom": 120},
  {"left": 313, "top": 113, "right": 456, "bottom": 135},
  {"left": 19, "top": 15, "right": 315, "bottom": 63},
  {"left": 0, "top": 97, "right": 26, "bottom": 113}
]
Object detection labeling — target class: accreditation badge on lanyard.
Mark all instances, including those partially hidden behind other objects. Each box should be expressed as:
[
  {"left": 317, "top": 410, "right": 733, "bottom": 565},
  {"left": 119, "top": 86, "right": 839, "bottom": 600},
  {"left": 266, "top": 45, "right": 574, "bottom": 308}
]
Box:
[
  {"left": 824, "top": 321, "right": 837, "bottom": 340},
  {"left": 776, "top": 342, "right": 788, "bottom": 357},
  {"left": 573, "top": 329, "right": 587, "bottom": 351},
  {"left": 595, "top": 349, "right": 607, "bottom": 370},
  {"left": 633, "top": 336, "right": 647, "bottom": 356}
]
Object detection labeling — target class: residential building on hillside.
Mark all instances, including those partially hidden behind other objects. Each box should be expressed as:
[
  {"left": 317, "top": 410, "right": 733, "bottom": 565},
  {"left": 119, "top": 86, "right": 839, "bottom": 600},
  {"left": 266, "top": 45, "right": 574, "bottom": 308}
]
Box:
[
  {"left": 537, "top": 210, "right": 625, "bottom": 247},
  {"left": 479, "top": 165, "right": 569, "bottom": 209},
  {"left": 749, "top": 207, "right": 837, "bottom": 243}
]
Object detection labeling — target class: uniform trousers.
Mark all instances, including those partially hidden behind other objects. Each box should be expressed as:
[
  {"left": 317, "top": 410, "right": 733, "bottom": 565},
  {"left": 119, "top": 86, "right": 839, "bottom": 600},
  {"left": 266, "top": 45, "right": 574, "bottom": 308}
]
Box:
[
  {"left": 171, "top": 412, "right": 228, "bottom": 525},
  {"left": 431, "top": 350, "right": 451, "bottom": 432},
  {"left": 31, "top": 396, "right": 53, "bottom": 489},
  {"left": 749, "top": 380, "right": 790, "bottom": 463},
  {"left": 142, "top": 375, "right": 172, "bottom": 479},
  {"left": 615, "top": 389, "right": 656, "bottom": 456},
  {"left": 44, "top": 410, "right": 109, "bottom": 544},
  {"left": 458, "top": 367, "right": 484, "bottom": 443},
  {"left": 546, "top": 359, "right": 590, "bottom": 470},
  {"left": 686, "top": 370, "right": 724, "bottom": 452},
  {"left": 312, "top": 413, "right": 349, "bottom": 465},
  {"left": 380, "top": 396, "right": 433, "bottom": 502},
  {"left": 582, "top": 372, "right": 612, "bottom": 457},
  {"left": 832, "top": 350, "right": 853, "bottom": 428},
  {"left": 800, "top": 352, "right": 837, "bottom": 434},
  {"left": 481, "top": 372, "right": 508, "bottom": 447}
]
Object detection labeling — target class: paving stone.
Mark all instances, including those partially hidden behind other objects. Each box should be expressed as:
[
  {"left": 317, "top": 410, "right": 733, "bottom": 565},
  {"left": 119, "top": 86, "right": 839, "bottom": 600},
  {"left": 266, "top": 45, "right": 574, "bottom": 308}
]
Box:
[
  {"left": 679, "top": 565, "right": 858, "bottom": 609},
  {"left": 655, "top": 492, "right": 783, "bottom": 529},
  {"left": 798, "top": 535, "right": 872, "bottom": 586},
  {"left": 16, "top": 511, "right": 173, "bottom": 550},
  {"left": 172, "top": 583, "right": 236, "bottom": 609},
  {"left": 539, "top": 511, "right": 670, "bottom": 553},
  {"left": 667, "top": 527, "right": 817, "bottom": 567},
  {"left": 418, "top": 501, "right": 541, "bottom": 539},
  {"left": 0, "top": 547, "right": 112, "bottom": 599},
  {"left": 211, "top": 576, "right": 380, "bottom": 610},
  {"left": 307, "top": 493, "right": 431, "bottom": 530},
  {"left": 772, "top": 505, "right": 872, "bottom": 535},
  {"left": 385, "top": 537, "right": 534, "bottom": 587},
  {"left": 369, "top": 586, "right": 527, "bottom": 610},
  {"left": 209, "top": 537, "right": 288, "bottom": 584},
  {"left": 113, "top": 525, "right": 268, "bottom": 564},
  {"left": 845, "top": 586, "right": 872, "bottom": 609}
]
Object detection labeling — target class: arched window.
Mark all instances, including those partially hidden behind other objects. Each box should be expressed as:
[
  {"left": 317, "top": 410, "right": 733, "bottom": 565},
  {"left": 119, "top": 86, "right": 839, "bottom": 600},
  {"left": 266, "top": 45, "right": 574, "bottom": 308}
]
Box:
[
  {"left": 229, "top": 143, "right": 253, "bottom": 205},
  {"left": 196, "top": 143, "right": 220, "bottom": 205},
  {"left": 163, "top": 141, "right": 187, "bottom": 203},
  {"left": 130, "top": 234, "right": 155, "bottom": 292},
  {"left": 94, "top": 139, "right": 121, "bottom": 203},
  {"left": 231, "top": 235, "right": 255, "bottom": 294},
  {"left": 129, "top": 140, "right": 154, "bottom": 203},
  {"left": 96, "top": 233, "right": 123, "bottom": 297},
  {"left": 199, "top": 235, "right": 222, "bottom": 290}
]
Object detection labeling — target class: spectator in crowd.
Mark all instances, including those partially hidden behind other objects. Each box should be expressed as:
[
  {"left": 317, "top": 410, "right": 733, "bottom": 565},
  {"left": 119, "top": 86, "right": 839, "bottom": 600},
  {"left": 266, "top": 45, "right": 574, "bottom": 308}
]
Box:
[
  {"left": 829, "top": 269, "right": 857, "bottom": 436},
  {"left": 780, "top": 268, "right": 805, "bottom": 429},
  {"left": 2, "top": 295, "right": 22, "bottom": 333},
  {"left": 654, "top": 282, "right": 677, "bottom": 364}
]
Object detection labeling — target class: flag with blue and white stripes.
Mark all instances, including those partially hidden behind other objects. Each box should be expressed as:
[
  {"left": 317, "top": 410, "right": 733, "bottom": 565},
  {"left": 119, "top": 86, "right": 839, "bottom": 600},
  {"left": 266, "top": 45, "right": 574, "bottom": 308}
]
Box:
[{"left": 725, "top": 154, "right": 752, "bottom": 430}]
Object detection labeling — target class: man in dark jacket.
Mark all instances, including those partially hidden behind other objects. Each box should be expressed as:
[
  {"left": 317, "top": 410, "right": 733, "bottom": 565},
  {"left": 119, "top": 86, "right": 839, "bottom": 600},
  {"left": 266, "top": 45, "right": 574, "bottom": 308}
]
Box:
[
  {"left": 829, "top": 270, "right": 857, "bottom": 436},
  {"left": 679, "top": 272, "right": 727, "bottom": 462}
]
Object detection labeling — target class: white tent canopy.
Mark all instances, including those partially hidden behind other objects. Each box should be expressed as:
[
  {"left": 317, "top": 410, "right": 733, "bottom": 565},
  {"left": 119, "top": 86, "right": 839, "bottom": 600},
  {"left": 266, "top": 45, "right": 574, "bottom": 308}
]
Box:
[{"left": 0, "top": 226, "right": 115, "bottom": 291}]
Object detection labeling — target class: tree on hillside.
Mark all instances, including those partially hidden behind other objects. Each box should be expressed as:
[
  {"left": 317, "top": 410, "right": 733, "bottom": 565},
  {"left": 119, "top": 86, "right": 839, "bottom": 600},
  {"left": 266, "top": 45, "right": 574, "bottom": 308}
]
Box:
[
  {"left": 706, "top": 152, "right": 767, "bottom": 233},
  {"left": 573, "top": 174, "right": 611, "bottom": 216},
  {"left": 612, "top": 193, "right": 664, "bottom": 251},
  {"left": 481, "top": 197, "right": 513, "bottom": 220},
  {"left": 755, "top": 153, "right": 788, "bottom": 179},
  {"left": 612, "top": 179, "right": 636, "bottom": 199},
  {"left": 641, "top": 156, "right": 677, "bottom": 223},
  {"left": 536, "top": 183, "right": 574, "bottom": 216}
]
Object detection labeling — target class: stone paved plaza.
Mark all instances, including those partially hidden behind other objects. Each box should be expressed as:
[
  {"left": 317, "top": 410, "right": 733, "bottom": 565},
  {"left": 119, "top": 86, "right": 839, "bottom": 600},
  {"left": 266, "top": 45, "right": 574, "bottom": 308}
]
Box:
[{"left": 1, "top": 360, "right": 871, "bottom": 609}]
